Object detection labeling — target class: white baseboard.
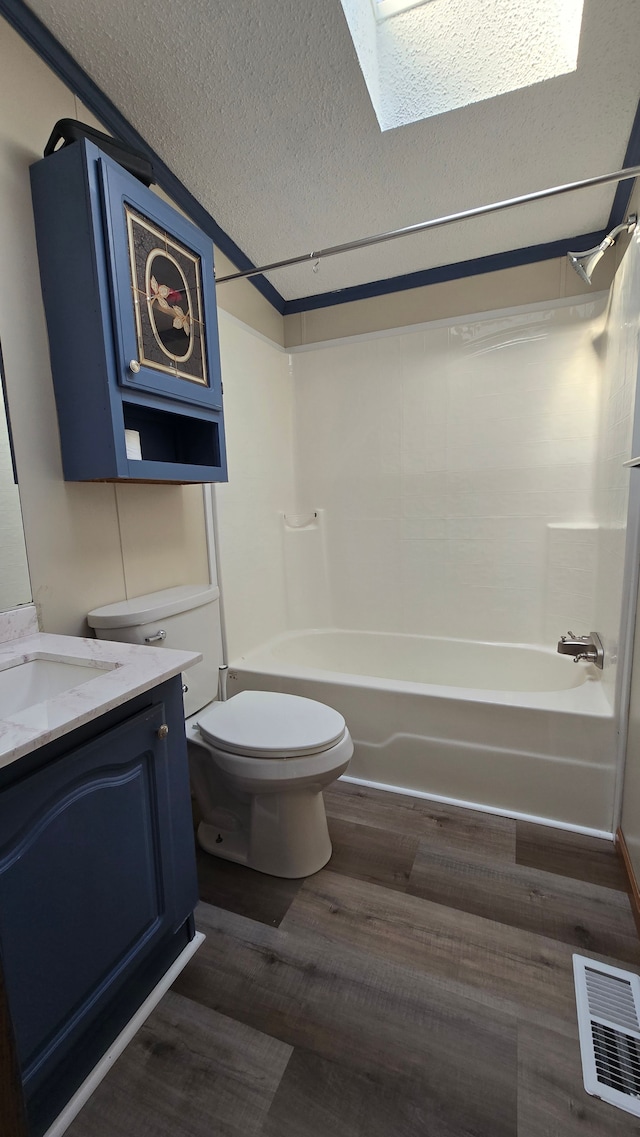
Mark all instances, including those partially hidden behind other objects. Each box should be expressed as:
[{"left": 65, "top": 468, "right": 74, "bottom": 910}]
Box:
[
  {"left": 340, "top": 775, "right": 614, "bottom": 841},
  {"left": 43, "top": 931, "right": 205, "bottom": 1137}
]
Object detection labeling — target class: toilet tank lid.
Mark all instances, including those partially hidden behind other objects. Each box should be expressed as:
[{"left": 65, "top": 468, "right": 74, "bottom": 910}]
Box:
[{"left": 87, "top": 584, "right": 219, "bottom": 628}]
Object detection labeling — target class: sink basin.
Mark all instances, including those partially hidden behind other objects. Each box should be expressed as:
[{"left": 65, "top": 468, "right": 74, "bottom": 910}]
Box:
[{"left": 0, "top": 656, "right": 116, "bottom": 717}]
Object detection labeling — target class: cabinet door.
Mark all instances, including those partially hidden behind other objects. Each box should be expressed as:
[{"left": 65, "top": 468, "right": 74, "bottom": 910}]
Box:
[
  {"left": 0, "top": 702, "right": 193, "bottom": 1093},
  {"left": 100, "top": 157, "right": 223, "bottom": 412}
]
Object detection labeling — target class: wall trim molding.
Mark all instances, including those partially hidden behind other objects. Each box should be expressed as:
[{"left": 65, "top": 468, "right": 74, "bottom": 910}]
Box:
[
  {"left": 607, "top": 96, "right": 640, "bottom": 233},
  {"left": 217, "top": 305, "right": 287, "bottom": 354},
  {"left": 616, "top": 827, "right": 640, "bottom": 939},
  {"left": 282, "top": 230, "right": 609, "bottom": 314},
  {"left": 2, "top": 0, "right": 638, "bottom": 317}
]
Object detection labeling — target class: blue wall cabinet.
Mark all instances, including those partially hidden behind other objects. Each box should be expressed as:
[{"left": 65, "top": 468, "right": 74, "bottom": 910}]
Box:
[
  {"left": 0, "top": 677, "right": 198, "bottom": 1136},
  {"left": 30, "top": 140, "right": 227, "bottom": 483}
]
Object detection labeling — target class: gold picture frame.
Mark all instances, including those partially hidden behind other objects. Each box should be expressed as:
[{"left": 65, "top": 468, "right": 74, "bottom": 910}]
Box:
[{"left": 125, "top": 206, "right": 208, "bottom": 387}]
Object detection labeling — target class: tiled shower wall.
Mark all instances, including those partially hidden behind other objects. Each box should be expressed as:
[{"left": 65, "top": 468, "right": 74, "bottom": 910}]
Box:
[{"left": 292, "top": 296, "right": 626, "bottom": 646}]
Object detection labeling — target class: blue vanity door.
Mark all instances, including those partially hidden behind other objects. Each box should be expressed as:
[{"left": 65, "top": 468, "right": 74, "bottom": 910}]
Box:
[
  {"left": 99, "top": 155, "right": 223, "bottom": 412},
  {"left": 0, "top": 699, "right": 197, "bottom": 1098}
]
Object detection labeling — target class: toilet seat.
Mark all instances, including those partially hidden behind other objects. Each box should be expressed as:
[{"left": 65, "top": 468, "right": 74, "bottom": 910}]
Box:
[
  {"left": 193, "top": 728, "right": 354, "bottom": 792},
  {"left": 196, "top": 689, "right": 346, "bottom": 758}
]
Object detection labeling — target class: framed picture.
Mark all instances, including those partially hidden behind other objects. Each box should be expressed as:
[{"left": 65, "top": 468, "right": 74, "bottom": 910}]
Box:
[
  {"left": 126, "top": 207, "right": 208, "bottom": 387},
  {"left": 100, "top": 158, "right": 222, "bottom": 411}
]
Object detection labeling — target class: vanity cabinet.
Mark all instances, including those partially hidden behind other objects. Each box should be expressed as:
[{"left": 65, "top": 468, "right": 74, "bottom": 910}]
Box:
[
  {"left": 0, "top": 676, "right": 198, "bottom": 1136},
  {"left": 30, "top": 139, "right": 227, "bottom": 483}
]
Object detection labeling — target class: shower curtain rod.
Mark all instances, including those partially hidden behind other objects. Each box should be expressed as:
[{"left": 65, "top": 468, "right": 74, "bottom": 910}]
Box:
[{"left": 215, "top": 164, "right": 640, "bottom": 284}]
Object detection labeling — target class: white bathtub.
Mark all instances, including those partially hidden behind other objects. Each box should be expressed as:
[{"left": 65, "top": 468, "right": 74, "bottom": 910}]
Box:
[{"left": 228, "top": 629, "right": 617, "bottom": 834}]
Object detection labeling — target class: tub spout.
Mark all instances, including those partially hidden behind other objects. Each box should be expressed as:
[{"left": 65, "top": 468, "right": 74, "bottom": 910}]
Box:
[
  {"left": 557, "top": 632, "right": 604, "bottom": 669},
  {"left": 557, "top": 631, "right": 588, "bottom": 656}
]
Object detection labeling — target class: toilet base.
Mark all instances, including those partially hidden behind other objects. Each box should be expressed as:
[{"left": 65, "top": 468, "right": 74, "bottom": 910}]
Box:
[
  {"left": 197, "top": 787, "right": 333, "bottom": 878},
  {"left": 197, "top": 820, "right": 250, "bottom": 866}
]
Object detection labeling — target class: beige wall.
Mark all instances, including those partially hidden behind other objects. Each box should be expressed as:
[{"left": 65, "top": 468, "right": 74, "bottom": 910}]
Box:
[
  {"left": 0, "top": 18, "right": 211, "bottom": 634},
  {"left": 0, "top": 13, "right": 284, "bottom": 644},
  {"left": 0, "top": 377, "right": 30, "bottom": 610},
  {"left": 284, "top": 236, "right": 620, "bottom": 350},
  {"left": 214, "top": 249, "right": 285, "bottom": 348}
]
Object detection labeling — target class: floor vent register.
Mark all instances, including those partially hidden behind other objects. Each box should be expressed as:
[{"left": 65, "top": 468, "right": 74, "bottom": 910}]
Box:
[{"left": 574, "top": 954, "right": 640, "bottom": 1117}]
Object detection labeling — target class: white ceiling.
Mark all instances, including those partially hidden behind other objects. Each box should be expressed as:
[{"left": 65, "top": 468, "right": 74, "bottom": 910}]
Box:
[
  {"left": 342, "top": 0, "right": 586, "bottom": 131},
  {"left": 23, "top": 0, "right": 640, "bottom": 304}
]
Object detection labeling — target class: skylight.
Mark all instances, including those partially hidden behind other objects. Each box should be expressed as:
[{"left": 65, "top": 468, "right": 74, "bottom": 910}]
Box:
[
  {"left": 373, "top": 0, "right": 433, "bottom": 21},
  {"left": 342, "top": 0, "right": 586, "bottom": 132}
]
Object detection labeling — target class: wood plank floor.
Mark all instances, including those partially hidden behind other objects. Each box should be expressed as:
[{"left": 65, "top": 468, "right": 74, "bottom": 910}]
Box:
[{"left": 66, "top": 781, "right": 640, "bottom": 1137}]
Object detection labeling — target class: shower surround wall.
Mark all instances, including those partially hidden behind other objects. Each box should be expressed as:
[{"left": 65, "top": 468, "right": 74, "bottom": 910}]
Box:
[
  {"left": 214, "top": 313, "right": 295, "bottom": 659},
  {"left": 212, "top": 253, "right": 640, "bottom": 830},
  {"left": 215, "top": 260, "right": 638, "bottom": 719},
  {"left": 591, "top": 229, "right": 640, "bottom": 708},
  {"left": 292, "top": 299, "right": 611, "bottom": 648}
]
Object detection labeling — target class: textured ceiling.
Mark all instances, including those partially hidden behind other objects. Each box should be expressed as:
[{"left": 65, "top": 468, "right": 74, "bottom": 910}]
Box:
[
  {"left": 343, "top": 0, "right": 585, "bottom": 131},
  {"left": 22, "top": 0, "right": 640, "bottom": 302}
]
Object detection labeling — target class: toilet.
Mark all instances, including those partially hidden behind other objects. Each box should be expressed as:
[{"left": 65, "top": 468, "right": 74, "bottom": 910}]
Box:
[{"left": 87, "top": 585, "right": 353, "bottom": 878}]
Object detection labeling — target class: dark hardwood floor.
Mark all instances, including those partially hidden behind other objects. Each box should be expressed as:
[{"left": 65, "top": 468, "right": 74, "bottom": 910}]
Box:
[{"left": 66, "top": 781, "right": 640, "bottom": 1137}]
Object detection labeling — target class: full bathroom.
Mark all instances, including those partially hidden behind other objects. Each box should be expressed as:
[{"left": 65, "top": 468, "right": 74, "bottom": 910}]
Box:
[{"left": 2, "top": 1, "right": 640, "bottom": 1135}]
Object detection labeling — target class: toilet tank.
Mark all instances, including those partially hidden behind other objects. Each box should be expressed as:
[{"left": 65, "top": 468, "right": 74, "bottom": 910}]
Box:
[{"left": 87, "top": 584, "right": 223, "bottom": 717}]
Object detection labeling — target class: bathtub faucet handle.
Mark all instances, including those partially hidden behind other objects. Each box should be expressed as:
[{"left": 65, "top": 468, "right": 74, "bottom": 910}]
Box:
[{"left": 557, "top": 631, "right": 604, "bottom": 670}]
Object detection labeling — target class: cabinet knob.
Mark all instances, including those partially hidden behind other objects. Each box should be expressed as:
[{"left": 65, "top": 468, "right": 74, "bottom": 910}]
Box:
[
  {"left": 128, "top": 359, "right": 141, "bottom": 374},
  {"left": 157, "top": 724, "right": 169, "bottom": 740}
]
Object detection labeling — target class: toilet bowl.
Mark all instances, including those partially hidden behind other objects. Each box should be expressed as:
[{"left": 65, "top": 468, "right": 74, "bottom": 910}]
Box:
[
  {"left": 187, "top": 690, "right": 352, "bottom": 877},
  {"left": 87, "top": 585, "right": 353, "bottom": 878}
]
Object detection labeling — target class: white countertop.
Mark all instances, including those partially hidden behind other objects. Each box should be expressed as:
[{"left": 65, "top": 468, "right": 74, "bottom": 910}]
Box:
[{"left": 0, "top": 607, "right": 201, "bottom": 768}]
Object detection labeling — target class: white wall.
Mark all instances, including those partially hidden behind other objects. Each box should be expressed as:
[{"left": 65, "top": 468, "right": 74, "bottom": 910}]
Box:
[
  {"left": 217, "top": 260, "right": 639, "bottom": 720},
  {"left": 592, "top": 232, "right": 640, "bottom": 707},
  {"left": 214, "top": 314, "right": 295, "bottom": 658},
  {"left": 292, "top": 298, "right": 606, "bottom": 644},
  {"left": 612, "top": 224, "right": 640, "bottom": 875}
]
